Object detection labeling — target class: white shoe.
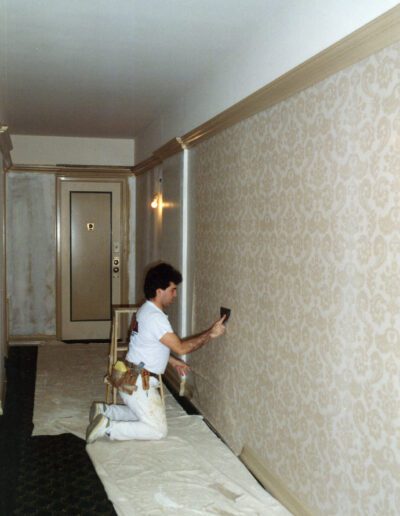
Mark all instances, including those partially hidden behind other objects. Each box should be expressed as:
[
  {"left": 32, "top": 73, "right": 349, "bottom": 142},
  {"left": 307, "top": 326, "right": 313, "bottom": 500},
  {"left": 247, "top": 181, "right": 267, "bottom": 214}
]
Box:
[
  {"left": 86, "top": 414, "right": 110, "bottom": 444},
  {"left": 89, "top": 402, "right": 107, "bottom": 423}
]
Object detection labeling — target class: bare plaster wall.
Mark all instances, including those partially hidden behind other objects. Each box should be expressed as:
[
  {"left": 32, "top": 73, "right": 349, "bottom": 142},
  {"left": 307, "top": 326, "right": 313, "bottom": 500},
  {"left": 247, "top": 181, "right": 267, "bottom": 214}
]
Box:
[
  {"left": 11, "top": 135, "right": 134, "bottom": 166},
  {"left": 135, "top": 154, "right": 184, "bottom": 332},
  {"left": 6, "top": 172, "right": 56, "bottom": 335},
  {"left": 189, "top": 42, "right": 400, "bottom": 515},
  {"left": 159, "top": 154, "right": 183, "bottom": 333},
  {"left": 127, "top": 176, "right": 136, "bottom": 304},
  {"left": 135, "top": 168, "right": 161, "bottom": 304}
]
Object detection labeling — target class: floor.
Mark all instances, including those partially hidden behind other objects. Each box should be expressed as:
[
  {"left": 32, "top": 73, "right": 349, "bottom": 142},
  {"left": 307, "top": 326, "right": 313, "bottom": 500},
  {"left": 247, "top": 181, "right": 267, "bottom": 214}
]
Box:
[
  {"left": 0, "top": 346, "right": 116, "bottom": 515},
  {"left": 1, "top": 344, "right": 290, "bottom": 516}
]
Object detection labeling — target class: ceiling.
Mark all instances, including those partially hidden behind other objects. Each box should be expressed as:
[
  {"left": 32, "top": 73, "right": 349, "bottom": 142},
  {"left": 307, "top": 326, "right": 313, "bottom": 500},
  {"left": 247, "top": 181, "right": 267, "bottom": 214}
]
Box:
[{"left": 0, "top": 0, "right": 279, "bottom": 139}]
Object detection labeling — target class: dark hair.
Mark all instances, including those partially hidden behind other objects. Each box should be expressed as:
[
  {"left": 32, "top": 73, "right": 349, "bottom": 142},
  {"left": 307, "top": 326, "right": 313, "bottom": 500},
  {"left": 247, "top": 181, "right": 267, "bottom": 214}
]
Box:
[{"left": 144, "top": 262, "right": 182, "bottom": 299}]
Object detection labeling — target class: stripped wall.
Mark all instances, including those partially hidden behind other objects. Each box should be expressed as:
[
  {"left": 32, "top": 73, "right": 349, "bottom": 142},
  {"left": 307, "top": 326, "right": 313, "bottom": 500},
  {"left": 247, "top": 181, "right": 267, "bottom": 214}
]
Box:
[
  {"left": 6, "top": 172, "right": 56, "bottom": 336},
  {"left": 6, "top": 171, "right": 137, "bottom": 337},
  {"left": 135, "top": 154, "right": 185, "bottom": 333},
  {"left": 135, "top": 168, "right": 161, "bottom": 303},
  {"left": 188, "top": 41, "right": 400, "bottom": 515},
  {"left": 159, "top": 154, "right": 183, "bottom": 332}
]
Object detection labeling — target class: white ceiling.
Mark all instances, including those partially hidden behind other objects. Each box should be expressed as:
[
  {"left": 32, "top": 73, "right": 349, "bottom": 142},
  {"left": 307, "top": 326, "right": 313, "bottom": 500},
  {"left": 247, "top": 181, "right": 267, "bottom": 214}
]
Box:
[{"left": 0, "top": 0, "right": 280, "bottom": 139}]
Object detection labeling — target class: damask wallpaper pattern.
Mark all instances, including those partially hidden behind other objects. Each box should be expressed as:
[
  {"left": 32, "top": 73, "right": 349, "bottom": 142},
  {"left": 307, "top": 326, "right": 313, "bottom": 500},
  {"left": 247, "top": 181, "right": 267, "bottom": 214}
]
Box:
[{"left": 190, "top": 42, "right": 400, "bottom": 515}]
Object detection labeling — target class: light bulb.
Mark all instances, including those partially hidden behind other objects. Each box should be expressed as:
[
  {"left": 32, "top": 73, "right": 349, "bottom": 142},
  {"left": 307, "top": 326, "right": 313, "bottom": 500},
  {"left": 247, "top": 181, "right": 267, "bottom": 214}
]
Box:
[{"left": 151, "top": 195, "right": 158, "bottom": 209}]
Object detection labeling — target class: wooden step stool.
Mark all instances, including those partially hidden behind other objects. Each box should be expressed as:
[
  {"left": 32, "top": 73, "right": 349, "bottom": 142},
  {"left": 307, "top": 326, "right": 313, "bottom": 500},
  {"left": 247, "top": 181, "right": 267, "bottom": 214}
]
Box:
[{"left": 106, "top": 305, "right": 138, "bottom": 404}]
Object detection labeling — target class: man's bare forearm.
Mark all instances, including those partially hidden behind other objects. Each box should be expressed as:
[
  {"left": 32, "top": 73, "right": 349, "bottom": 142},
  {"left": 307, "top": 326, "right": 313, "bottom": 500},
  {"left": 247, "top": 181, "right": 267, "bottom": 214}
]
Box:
[
  {"left": 181, "top": 328, "right": 212, "bottom": 354},
  {"left": 160, "top": 316, "right": 226, "bottom": 355}
]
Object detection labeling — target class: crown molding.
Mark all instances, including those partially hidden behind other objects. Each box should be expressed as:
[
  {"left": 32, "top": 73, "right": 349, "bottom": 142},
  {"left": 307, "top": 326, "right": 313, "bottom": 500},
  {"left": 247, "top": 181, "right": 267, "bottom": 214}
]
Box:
[
  {"left": 153, "top": 137, "right": 184, "bottom": 161},
  {"left": 9, "top": 164, "right": 133, "bottom": 176},
  {"left": 132, "top": 137, "right": 185, "bottom": 176},
  {"left": 132, "top": 4, "right": 400, "bottom": 174},
  {"left": 132, "top": 156, "right": 162, "bottom": 176},
  {"left": 180, "top": 4, "right": 400, "bottom": 148}
]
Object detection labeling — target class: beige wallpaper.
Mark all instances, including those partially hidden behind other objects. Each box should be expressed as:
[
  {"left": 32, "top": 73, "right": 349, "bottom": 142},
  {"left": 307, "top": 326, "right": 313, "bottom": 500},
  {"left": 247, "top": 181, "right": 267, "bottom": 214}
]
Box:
[{"left": 190, "top": 41, "right": 400, "bottom": 515}]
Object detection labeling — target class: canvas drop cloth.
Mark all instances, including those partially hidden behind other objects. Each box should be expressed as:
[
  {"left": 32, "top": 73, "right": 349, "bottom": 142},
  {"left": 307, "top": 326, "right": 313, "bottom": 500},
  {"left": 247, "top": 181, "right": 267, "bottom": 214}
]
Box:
[
  {"left": 33, "top": 344, "right": 291, "bottom": 515},
  {"left": 33, "top": 342, "right": 108, "bottom": 438}
]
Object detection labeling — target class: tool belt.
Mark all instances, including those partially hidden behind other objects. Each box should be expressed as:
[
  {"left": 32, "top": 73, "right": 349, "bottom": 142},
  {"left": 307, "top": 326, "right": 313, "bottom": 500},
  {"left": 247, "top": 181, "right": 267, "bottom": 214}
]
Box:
[{"left": 107, "top": 360, "right": 159, "bottom": 395}]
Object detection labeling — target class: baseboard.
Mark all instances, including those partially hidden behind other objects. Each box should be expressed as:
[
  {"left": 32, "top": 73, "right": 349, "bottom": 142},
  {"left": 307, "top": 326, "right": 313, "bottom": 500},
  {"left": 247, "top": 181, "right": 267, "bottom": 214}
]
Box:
[
  {"left": 163, "top": 372, "right": 312, "bottom": 515},
  {"left": 8, "top": 335, "right": 57, "bottom": 346},
  {"left": 239, "top": 446, "right": 313, "bottom": 516}
]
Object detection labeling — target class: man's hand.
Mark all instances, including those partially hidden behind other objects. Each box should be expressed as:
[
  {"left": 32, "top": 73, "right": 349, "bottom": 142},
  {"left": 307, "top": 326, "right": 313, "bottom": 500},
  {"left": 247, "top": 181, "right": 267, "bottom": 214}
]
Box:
[
  {"left": 169, "top": 355, "right": 191, "bottom": 376},
  {"left": 209, "top": 315, "right": 226, "bottom": 338},
  {"left": 161, "top": 314, "right": 226, "bottom": 355}
]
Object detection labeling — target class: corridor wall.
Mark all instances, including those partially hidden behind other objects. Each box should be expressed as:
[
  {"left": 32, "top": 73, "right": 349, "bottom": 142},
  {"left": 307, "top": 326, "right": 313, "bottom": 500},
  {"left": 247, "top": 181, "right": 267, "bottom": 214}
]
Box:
[
  {"left": 135, "top": 154, "right": 185, "bottom": 334},
  {"left": 135, "top": 167, "right": 161, "bottom": 303},
  {"left": 6, "top": 171, "right": 136, "bottom": 338},
  {"left": 6, "top": 172, "right": 56, "bottom": 336},
  {"left": 188, "top": 41, "right": 400, "bottom": 515},
  {"left": 0, "top": 158, "right": 6, "bottom": 410}
]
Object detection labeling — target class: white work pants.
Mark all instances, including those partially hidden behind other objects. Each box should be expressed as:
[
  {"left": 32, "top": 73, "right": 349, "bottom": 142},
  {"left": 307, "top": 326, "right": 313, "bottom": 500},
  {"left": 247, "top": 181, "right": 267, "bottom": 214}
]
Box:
[{"left": 105, "top": 375, "right": 167, "bottom": 441}]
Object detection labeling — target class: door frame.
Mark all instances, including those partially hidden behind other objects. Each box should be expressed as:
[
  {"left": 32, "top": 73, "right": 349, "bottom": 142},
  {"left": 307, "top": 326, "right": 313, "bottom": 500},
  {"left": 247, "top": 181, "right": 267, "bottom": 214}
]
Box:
[{"left": 56, "top": 174, "right": 130, "bottom": 339}]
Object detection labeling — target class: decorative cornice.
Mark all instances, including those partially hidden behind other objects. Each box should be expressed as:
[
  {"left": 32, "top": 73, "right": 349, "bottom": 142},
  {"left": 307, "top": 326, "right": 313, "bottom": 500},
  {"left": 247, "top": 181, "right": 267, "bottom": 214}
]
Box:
[
  {"left": 153, "top": 137, "right": 185, "bottom": 161},
  {"left": 9, "top": 164, "right": 133, "bottom": 176},
  {"left": 131, "top": 156, "right": 162, "bottom": 176},
  {"left": 133, "top": 4, "right": 400, "bottom": 171},
  {"left": 180, "top": 4, "right": 400, "bottom": 148},
  {"left": 132, "top": 137, "right": 185, "bottom": 176}
]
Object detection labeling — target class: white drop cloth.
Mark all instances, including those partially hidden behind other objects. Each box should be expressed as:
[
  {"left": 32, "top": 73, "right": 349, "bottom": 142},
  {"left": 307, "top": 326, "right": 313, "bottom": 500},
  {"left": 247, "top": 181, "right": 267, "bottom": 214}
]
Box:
[
  {"left": 87, "top": 392, "right": 291, "bottom": 515},
  {"left": 33, "top": 342, "right": 108, "bottom": 438},
  {"left": 33, "top": 344, "right": 291, "bottom": 515}
]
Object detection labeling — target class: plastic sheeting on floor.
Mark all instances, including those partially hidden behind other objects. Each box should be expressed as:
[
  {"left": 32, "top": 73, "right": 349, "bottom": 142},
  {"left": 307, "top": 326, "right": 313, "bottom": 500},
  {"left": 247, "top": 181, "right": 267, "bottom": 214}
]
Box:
[{"left": 33, "top": 344, "right": 291, "bottom": 515}]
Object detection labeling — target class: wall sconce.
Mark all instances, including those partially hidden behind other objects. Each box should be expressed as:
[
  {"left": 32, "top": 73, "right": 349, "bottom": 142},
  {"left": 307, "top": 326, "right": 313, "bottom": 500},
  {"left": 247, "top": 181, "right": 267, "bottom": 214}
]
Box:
[{"left": 151, "top": 193, "right": 161, "bottom": 209}]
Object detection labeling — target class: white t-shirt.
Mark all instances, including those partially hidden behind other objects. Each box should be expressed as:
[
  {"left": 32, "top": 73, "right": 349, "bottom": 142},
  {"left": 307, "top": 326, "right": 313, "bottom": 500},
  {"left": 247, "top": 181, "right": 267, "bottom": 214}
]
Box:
[{"left": 126, "top": 300, "right": 173, "bottom": 374}]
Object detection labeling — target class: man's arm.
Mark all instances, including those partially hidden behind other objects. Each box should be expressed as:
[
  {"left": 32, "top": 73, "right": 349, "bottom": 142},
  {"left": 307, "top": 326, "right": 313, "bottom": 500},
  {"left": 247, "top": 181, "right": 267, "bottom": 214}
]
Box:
[
  {"left": 168, "top": 354, "right": 191, "bottom": 375},
  {"left": 160, "top": 315, "right": 226, "bottom": 355}
]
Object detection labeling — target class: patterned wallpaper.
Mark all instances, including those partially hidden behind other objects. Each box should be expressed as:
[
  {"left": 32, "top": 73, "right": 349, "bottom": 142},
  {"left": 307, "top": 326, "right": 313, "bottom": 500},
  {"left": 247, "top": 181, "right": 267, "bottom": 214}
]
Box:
[{"left": 190, "top": 42, "right": 400, "bottom": 515}]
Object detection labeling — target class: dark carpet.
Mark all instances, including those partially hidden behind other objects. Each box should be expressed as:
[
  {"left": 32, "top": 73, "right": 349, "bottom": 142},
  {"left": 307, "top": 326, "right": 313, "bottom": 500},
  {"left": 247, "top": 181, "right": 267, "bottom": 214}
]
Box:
[{"left": 0, "top": 346, "right": 116, "bottom": 516}]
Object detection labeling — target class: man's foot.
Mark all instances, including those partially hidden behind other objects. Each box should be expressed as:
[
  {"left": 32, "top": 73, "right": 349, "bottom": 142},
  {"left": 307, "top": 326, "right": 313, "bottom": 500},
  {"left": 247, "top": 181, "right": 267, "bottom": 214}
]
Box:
[
  {"left": 86, "top": 414, "right": 110, "bottom": 444},
  {"left": 89, "top": 402, "right": 107, "bottom": 423}
]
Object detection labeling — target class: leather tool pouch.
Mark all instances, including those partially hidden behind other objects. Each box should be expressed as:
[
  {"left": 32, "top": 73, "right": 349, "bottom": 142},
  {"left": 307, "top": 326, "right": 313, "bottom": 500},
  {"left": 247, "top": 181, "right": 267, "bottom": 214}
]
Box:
[
  {"left": 108, "top": 362, "right": 139, "bottom": 395},
  {"left": 107, "top": 361, "right": 154, "bottom": 395}
]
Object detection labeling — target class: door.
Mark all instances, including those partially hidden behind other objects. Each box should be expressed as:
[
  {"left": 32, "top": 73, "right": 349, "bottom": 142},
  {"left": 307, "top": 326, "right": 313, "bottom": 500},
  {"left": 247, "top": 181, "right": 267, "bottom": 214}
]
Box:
[{"left": 58, "top": 178, "right": 126, "bottom": 340}]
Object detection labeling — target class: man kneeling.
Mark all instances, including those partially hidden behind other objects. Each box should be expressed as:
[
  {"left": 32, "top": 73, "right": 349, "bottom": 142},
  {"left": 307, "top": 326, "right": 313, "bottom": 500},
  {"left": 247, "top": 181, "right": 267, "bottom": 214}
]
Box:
[{"left": 86, "top": 262, "right": 226, "bottom": 443}]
